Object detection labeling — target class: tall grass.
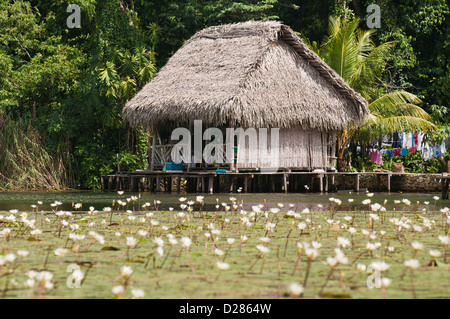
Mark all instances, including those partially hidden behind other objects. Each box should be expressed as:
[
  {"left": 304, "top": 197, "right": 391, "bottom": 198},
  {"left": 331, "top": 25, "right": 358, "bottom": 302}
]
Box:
[{"left": 0, "top": 117, "right": 71, "bottom": 191}]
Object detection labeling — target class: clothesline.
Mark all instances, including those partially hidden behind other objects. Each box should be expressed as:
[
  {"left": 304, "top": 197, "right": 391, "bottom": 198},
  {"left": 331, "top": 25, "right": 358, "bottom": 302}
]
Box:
[{"left": 369, "top": 143, "right": 446, "bottom": 166}]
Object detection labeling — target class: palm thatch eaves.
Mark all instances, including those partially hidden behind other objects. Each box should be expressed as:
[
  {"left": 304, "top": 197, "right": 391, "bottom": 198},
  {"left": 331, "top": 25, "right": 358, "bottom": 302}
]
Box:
[{"left": 123, "top": 21, "right": 369, "bottom": 131}]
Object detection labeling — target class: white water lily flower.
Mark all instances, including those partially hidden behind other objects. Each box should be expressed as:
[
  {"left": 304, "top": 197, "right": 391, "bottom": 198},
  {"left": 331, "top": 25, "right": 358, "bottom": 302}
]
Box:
[
  {"left": 356, "top": 264, "right": 367, "bottom": 273},
  {"left": 217, "top": 261, "right": 230, "bottom": 270},
  {"left": 429, "top": 250, "right": 441, "bottom": 258},
  {"left": 126, "top": 237, "right": 137, "bottom": 248},
  {"left": 131, "top": 289, "right": 145, "bottom": 299},
  {"left": 288, "top": 283, "right": 304, "bottom": 297},
  {"left": 305, "top": 248, "right": 319, "bottom": 260},
  {"left": 404, "top": 259, "right": 420, "bottom": 270},
  {"left": 112, "top": 285, "right": 125, "bottom": 296},
  {"left": 180, "top": 237, "right": 192, "bottom": 248},
  {"left": 120, "top": 266, "right": 133, "bottom": 277},
  {"left": 410, "top": 241, "right": 423, "bottom": 251},
  {"left": 438, "top": 235, "right": 449, "bottom": 245},
  {"left": 380, "top": 278, "right": 392, "bottom": 288},
  {"left": 337, "top": 237, "right": 351, "bottom": 248},
  {"left": 370, "top": 261, "right": 390, "bottom": 272},
  {"left": 54, "top": 248, "right": 69, "bottom": 257},
  {"left": 256, "top": 245, "right": 270, "bottom": 254}
]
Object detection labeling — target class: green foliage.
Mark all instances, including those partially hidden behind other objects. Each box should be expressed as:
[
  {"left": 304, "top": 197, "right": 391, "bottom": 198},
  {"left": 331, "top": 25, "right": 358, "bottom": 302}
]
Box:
[
  {"left": 352, "top": 150, "right": 450, "bottom": 174},
  {"left": 119, "top": 151, "right": 142, "bottom": 172},
  {"left": 0, "top": 0, "right": 448, "bottom": 189}
]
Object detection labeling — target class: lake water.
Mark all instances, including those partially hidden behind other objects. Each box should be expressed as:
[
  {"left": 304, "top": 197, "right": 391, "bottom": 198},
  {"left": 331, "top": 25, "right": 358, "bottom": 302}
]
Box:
[{"left": 0, "top": 191, "right": 448, "bottom": 212}]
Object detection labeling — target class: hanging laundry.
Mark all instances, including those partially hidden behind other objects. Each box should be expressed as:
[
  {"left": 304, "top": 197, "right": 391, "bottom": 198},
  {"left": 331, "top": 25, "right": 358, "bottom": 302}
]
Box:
[
  {"left": 370, "top": 149, "right": 377, "bottom": 162},
  {"left": 422, "top": 146, "right": 430, "bottom": 160},
  {"left": 400, "top": 148, "right": 409, "bottom": 156},
  {"left": 376, "top": 150, "right": 383, "bottom": 165},
  {"left": 416, "top": 133, "right": 424, "bottom": 151},
  {"left": 404, "top": 133, "right": 414, "bottom": 148},
  {"left": 435, "top": 145, "right": 442, "bottom": 157},
  {"left": 414, "top": 133, "right": 418, "bottom": 148},
  {"left": 386, "top": 149, "right": 395, "bottom": 158},
  {"left": 393, "top": 133, "right": 401, "bottom": 148},
  {"left": 408, "top": 146, "right": 416, "bottom": 154},
  {"left": 394, "top": 148, "right": 401, "bottom": 157}
]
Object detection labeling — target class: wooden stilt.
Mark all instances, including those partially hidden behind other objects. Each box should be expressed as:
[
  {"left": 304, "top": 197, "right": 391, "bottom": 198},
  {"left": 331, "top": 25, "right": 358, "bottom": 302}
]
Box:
[
  {"left": 283, "top": 174, "right": 288, "bottom": 194},
  {"left": 208, "top": 177, "right": 214, "bottom": 194},
  {"left": 244, "top": 175, "right": 248, "bottom": 193},
  {"left": 116, "top": 177, "right": 121, "bottom": 191}
]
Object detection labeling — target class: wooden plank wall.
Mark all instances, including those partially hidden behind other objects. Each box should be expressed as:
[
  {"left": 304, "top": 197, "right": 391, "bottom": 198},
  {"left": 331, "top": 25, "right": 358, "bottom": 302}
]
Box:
[{"left": 236, "top": 128, "right": 332, "bottom": 170}]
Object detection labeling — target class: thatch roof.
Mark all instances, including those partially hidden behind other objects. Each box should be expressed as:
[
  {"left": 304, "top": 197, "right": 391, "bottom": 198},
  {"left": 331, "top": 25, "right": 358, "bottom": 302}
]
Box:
[{"left": 123, "top": 21, "right": 369, "bottom": 130}]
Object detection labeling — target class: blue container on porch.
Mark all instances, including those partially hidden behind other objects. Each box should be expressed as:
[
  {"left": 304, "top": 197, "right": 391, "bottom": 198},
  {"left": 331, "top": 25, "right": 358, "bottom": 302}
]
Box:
[{"left": 164, "top": 162, "right": 184, "bottom": 171}]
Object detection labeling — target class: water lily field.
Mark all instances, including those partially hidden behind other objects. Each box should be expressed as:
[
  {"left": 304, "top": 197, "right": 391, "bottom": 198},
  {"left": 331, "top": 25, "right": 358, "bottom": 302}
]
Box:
[{"left": 0, "top": 191, "right": 448, "bottom": 299}]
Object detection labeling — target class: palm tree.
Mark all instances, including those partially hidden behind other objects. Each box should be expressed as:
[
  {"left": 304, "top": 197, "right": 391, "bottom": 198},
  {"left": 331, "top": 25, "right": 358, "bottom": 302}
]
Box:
[{"left": 306, "top": 16, "right": 436, "bottom": 171}]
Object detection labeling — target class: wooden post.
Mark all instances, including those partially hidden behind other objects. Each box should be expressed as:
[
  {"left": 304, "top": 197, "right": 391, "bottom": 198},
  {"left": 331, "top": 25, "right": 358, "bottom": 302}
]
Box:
[
  {"left": 355, "top": 174, "right": 360, "bottom": 192},
  {"left": 202, "top": 177, "right": 207, "bottom": 193},
  {"left": 177, "top": 177, "right": 181, "bottom": 194},
  {"left": 156, "top": 177, "right": 161, "bottom": 192},
  {"left": 129, "top": 177, "right": 135, "bottom": 192},
  {"left": 108, "top": 176, "right": 113, "bottom": 192},
  {"left": 442, "top": 178, "right": 449, "bottom": 200},
  {"left": 387, "top": 173, "right": 391, "bottom": 193},
  {"left": 195, "top": 177, "right": 200, "bottom": 193},
  {"left": 116, "top": 176, "right": 121, "bottom": 191},
  {"left": 283, "top": 174, "right": 288, "bottom": 194},
  {"left": 244, "top": 175, "right": 248, "bottom": 193},
  {"left": 150, "top": 131, "right": 156, "bottom": 171},
  {"left": 319, "top": 174, "right": 323, "bottom": 193},
  {"left": 208, "top": 177, "right": 214, "bottom": 194},
  {"left": 229, "top": 176, "right": 235, "bottom": 193}
]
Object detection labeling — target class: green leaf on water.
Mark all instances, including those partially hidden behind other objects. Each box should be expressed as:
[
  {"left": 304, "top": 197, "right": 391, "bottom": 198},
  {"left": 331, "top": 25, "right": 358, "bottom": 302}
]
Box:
[
  {"left": 101, "top": 246, "right": 120, "bottom": 251},
  {"left": 126, "top": 259, "right": 144, "bottom": 263}
]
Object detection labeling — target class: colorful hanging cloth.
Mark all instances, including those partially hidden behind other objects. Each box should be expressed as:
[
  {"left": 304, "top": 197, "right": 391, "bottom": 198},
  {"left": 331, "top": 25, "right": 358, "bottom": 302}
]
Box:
[{"left": 400, "top": 148, "right": 409, "bottom": 156}]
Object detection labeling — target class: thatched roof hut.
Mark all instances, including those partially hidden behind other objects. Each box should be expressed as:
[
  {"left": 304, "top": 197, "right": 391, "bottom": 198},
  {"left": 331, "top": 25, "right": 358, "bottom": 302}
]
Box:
[
  {"left": 123, "top": 21, "right": 369, "bottom": 171},
  {"left": 123, "top": 21, "right": 368, "bottom": 130}
]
